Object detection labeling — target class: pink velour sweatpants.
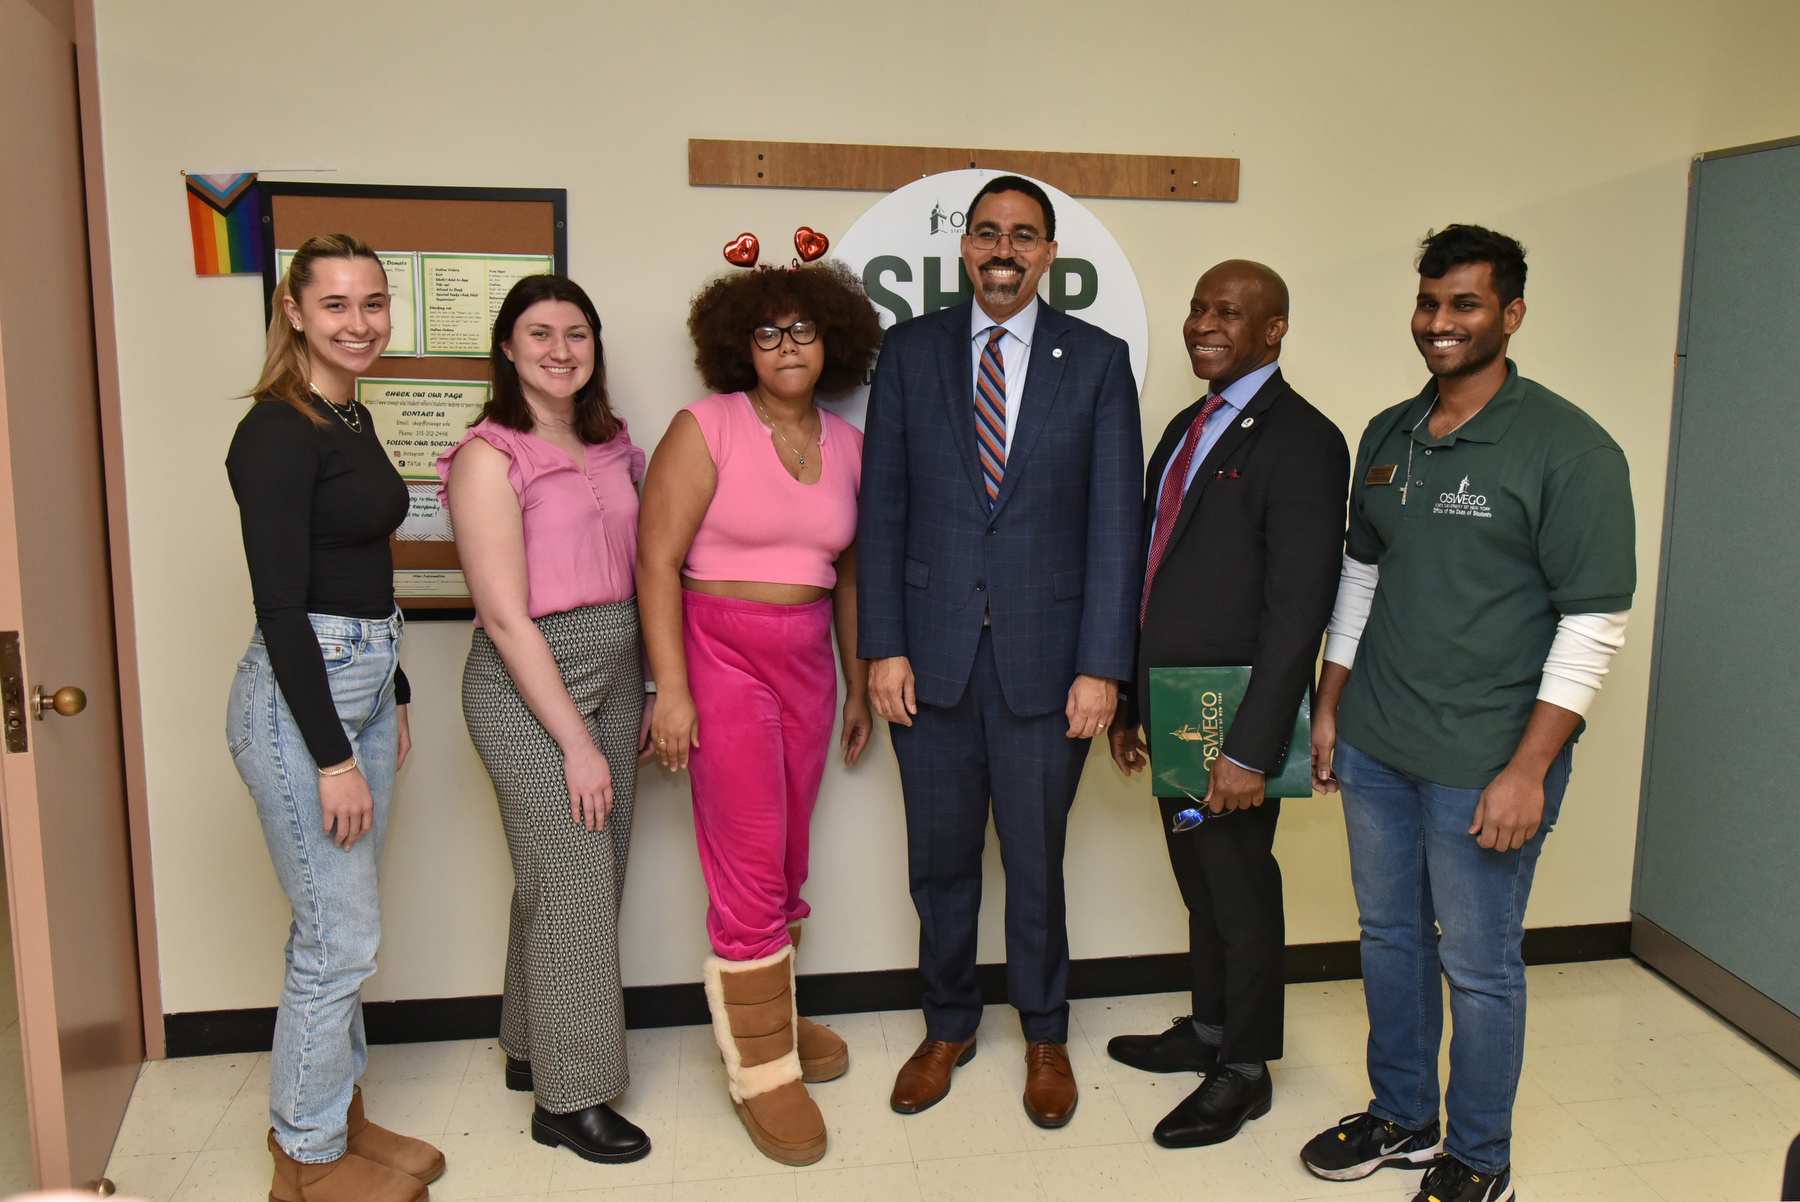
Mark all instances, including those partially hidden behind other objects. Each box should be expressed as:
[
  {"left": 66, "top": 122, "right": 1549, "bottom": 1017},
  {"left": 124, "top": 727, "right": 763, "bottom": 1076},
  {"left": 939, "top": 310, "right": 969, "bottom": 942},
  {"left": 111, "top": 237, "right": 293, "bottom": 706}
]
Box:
[{"left": 682, "top": 589, "right": 837, "bottom": 961}]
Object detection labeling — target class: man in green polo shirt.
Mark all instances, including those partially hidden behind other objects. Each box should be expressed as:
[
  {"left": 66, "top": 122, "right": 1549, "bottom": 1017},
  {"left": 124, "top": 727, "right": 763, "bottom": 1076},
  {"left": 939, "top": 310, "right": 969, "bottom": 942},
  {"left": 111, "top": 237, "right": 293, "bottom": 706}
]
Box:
[{"left": 1298, "top": 225, "right": 1635, "bottom": 1202}]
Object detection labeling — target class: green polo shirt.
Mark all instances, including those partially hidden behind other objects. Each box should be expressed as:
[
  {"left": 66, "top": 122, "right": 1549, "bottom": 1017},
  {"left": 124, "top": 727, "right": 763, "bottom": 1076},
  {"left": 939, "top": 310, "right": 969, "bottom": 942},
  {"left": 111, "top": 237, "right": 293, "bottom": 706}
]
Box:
[{"left": 1337, "top": 361, "right": 1635, "bottom": 788}]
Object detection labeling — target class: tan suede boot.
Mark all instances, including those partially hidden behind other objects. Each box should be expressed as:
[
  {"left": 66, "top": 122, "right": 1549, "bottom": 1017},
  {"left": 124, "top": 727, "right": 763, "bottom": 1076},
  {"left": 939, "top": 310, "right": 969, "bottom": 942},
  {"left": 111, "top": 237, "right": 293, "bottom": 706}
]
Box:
[
  {"left": 786, "top": 922, "right": 849, "bottom": 1082},
  {"left": 347, "top": 1085, "right": 446, "bottom": 1184},
  {"left": 704, "top": 946, "right": 827, "bottom": 1165},
  {"left": 267, "top": 1130, "right": 426, "bottom": 1202}
]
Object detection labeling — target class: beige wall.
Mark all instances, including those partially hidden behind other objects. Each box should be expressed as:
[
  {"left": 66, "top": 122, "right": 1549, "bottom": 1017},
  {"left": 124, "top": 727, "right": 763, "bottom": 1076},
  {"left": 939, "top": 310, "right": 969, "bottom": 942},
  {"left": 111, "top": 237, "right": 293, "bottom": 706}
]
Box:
[{"left": 91, "top": 0, "right": 1800, "bottom": 1015}]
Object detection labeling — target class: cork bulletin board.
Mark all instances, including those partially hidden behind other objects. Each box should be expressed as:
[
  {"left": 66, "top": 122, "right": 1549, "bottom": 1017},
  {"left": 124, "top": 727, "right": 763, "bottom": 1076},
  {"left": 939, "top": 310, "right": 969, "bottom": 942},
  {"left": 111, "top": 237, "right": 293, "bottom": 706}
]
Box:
[{"left": 258, "top": 182, "right": 567, "bottom": 616}]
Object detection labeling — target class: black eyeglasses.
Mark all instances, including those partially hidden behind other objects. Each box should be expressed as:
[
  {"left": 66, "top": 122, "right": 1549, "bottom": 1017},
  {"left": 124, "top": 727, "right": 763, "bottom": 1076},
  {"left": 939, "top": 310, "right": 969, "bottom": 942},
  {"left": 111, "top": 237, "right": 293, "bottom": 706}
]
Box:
[
  {"left": 968, "top": 229, "right": 1042, "bottom": 252},
  {"left": 752, "top": 320, "right": 819, "bottom": 351}
]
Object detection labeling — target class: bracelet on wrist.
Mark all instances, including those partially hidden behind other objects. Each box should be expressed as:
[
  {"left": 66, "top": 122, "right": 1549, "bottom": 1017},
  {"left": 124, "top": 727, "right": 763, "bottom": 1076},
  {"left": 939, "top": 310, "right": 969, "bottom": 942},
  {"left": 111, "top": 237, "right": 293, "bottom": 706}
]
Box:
[
  {"left": 644, "top": 680, "right": 657, "bottom": 694},
  {"left": 319, "top": 755, "right": 359, "bottom": 777}
]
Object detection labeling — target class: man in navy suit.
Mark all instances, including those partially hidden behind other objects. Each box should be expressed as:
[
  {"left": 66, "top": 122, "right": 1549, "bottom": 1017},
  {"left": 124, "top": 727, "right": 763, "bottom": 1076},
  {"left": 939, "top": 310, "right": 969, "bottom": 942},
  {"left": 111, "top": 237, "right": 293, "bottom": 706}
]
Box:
[{"left": 858, "top": 176, "right": 1143, "bottom": 1129}]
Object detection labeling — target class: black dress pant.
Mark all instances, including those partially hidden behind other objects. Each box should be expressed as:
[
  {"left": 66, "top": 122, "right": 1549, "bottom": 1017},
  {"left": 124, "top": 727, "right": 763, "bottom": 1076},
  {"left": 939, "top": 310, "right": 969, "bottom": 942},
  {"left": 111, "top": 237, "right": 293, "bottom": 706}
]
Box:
[
  {"left": 1157, "top": 795, "right": 1285, "bottom": 1064},
  {"left": 892, "top": 629, "right": 1091, "bottom": 1044}
]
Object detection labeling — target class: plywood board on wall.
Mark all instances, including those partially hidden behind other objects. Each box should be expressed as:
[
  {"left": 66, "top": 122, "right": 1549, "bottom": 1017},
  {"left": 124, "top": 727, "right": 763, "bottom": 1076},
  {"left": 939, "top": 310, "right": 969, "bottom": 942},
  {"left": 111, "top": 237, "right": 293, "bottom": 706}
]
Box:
[{"left": 689, "top": 139, "right": 1238, "bottom": 202}]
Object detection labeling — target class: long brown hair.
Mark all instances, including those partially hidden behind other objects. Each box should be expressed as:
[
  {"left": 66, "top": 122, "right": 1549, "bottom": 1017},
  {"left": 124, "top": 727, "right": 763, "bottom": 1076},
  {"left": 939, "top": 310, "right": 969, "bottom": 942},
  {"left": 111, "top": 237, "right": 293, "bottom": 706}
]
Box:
[
  {"left": 477, "top": 274, "right": 621, "bottom": 444},
  {"left": 245, "top": 233, "right": 385, "bottom": 427}
]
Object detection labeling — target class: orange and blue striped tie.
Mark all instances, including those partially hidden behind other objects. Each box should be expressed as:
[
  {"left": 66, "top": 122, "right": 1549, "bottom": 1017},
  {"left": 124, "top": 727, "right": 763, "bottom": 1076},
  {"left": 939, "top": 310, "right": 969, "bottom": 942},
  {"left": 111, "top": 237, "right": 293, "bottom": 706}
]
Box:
[{"left": 976, "top": 327, "right": 1007, "bottom": 506}]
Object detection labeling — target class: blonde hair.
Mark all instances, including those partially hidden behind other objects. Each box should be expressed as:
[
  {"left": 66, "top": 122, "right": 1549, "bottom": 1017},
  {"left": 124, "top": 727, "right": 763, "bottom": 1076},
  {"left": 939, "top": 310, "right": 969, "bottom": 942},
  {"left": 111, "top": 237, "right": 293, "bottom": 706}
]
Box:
[{"left": 245, "top": 233, "right": 384, "bottom": 426}]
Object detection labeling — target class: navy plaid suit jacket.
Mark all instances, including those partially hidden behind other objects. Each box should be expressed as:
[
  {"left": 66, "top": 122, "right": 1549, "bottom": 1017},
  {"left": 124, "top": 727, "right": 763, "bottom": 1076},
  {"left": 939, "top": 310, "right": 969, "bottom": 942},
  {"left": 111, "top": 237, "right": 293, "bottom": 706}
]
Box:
[{"left": 857, "top": 299, "right": 1144, "bottom": 716}]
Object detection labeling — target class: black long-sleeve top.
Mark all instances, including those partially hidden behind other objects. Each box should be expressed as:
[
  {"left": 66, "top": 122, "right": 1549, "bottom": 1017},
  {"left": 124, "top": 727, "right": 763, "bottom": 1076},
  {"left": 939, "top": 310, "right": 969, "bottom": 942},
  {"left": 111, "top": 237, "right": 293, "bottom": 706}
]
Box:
[{"left": 226, "top": 395, "right": 412, "bottom": 767}]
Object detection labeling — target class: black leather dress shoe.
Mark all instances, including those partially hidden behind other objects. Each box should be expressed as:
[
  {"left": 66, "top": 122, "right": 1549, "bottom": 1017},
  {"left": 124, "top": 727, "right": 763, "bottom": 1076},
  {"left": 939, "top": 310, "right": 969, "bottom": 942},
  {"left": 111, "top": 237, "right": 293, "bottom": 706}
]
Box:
[
  {"left": 506, "top": 1057, "right": 533, "bottom": 1092},
  {"left": 1106, "top": 1016, "right": 1221, "bottom": 1074},
  {"left": 1153, "top": 1065, "right": 1273, "bottom": 1148},
  {"left": 531, "top": 1103, "right": 651, "bottom": 1163}
]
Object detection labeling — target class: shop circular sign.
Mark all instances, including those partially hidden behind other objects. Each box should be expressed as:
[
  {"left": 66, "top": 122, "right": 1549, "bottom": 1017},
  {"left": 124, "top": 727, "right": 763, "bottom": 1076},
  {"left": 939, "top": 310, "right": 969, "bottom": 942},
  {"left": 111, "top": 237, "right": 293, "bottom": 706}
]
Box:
[{"left": 827, "top": 169, "right": 1148, "bottom": 429}]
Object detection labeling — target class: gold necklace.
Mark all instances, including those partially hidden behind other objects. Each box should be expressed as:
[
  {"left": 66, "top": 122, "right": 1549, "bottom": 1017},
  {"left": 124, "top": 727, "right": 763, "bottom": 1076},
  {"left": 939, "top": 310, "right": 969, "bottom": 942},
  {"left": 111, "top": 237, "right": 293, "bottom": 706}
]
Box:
[
  {"left": 311, "top": 385, "right": 363, "bottom": 434},
  {"left": 750, "top": 391, "right": 817, "bottom": 470}
]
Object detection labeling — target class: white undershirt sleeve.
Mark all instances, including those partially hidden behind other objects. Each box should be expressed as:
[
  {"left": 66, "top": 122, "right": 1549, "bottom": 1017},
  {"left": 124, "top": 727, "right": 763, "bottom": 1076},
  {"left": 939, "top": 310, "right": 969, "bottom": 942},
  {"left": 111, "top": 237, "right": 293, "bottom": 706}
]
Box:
[
  {"left": 1322, "top": 554, "right": 1380, "bottom": 669},
  {"left": 1536, "top": 611, "right": 1630, "bottom": 716}
]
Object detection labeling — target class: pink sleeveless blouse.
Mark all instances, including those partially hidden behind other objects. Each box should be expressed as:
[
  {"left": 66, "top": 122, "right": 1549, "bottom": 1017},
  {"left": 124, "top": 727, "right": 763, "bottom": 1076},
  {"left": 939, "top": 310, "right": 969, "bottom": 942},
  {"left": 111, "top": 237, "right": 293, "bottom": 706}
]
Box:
[
  {"left": 436, "top": 417, "right": 645, "bottom": 623},
  {"left": 682, "top": 393, "right": 861, "bottom": 589}
]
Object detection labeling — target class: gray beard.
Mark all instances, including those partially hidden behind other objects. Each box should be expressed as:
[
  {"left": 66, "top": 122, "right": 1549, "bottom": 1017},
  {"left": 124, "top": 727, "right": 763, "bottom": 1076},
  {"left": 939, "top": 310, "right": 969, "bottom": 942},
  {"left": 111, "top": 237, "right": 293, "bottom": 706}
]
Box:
[{"left": 980, "top": 281, "right": 1021, "bottom": 307}]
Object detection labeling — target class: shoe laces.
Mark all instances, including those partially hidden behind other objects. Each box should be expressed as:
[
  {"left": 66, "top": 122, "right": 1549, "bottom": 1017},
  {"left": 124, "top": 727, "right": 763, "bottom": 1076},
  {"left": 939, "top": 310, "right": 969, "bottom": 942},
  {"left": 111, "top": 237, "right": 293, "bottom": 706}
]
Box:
[
  {"left": 1025, "top": 1042, "right": 1065, "bottom": 1071},
  {"left": 1420, "top": 1154, "right": 1488, "bottom": 1197}
]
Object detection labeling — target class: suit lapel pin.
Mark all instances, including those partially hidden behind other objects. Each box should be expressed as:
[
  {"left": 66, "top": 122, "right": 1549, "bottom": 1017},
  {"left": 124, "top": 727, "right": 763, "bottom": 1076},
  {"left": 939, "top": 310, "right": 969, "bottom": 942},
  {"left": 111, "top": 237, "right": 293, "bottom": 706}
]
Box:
[
  {"left": 1228, "top": 469, "right": 1240, "bottom": 478},
  {"left": 1052, "top": 348, "right": 1063, "bottom": 358},
  {"left": 1240, "top": 416, "right": 1254, "bottom": 428}
]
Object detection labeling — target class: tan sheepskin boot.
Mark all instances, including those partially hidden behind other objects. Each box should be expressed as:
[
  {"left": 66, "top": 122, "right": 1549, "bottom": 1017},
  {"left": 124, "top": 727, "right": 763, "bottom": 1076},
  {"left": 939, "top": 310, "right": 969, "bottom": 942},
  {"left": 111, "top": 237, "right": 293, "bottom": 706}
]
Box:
[
  {"left": 704, "top": 946, "right": 827, "bottom": 1165},
  {"left": 267, "top": 1129, "right": 426, "bottom": 1202},
  {"left": 347, "top": 1085, "right": 446, "bottom": 1184},
  {"left": 787, "top": 922, "right": 849, "bottom": 1082}
]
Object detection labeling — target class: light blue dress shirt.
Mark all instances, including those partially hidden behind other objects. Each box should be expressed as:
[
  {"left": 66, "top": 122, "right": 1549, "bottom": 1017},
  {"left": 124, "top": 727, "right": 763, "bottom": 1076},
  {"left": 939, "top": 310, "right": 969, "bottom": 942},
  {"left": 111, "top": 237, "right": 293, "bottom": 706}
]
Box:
[
  {"left": 1145, "top": 359, "right": 1280, "bottom": 556},
  {"left": 970, "top": 298, "right": 1040, "bottom": 453}
]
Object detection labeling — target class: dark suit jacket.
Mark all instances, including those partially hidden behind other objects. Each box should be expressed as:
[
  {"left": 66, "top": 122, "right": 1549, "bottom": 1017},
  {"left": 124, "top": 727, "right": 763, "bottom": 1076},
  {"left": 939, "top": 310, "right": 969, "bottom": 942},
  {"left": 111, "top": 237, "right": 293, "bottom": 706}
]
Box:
[
  {"left": 858, "top": 299, "right": 1144, "bottom": 716},
  {"left": 1132, "top": 369, "right": 1349, "bottom": 774}
]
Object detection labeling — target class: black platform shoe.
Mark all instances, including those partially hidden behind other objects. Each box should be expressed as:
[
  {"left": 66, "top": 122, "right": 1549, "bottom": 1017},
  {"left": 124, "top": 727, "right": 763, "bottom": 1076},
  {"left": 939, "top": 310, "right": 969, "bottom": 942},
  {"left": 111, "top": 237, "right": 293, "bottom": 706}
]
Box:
[
  {"left": 506, "top": 1056, "right": 534, "bottom": 1092},
  {"left": 531, "top": 1102, "right": 651, "bottom": 1164}
]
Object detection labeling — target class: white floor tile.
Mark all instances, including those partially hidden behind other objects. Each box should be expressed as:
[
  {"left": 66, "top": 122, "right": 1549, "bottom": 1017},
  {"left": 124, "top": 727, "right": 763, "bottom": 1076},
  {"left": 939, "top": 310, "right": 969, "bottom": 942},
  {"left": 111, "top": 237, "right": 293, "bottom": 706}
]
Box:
[
  {"left": 100, "top": 1151, "right": 197, "bottom": 1202},
  {"left": 133, "top": 1051, "right": 259, "bottom": 1099},
  {"left": 50, "top": 964, "right": 1800, "bottom": 1202},
  {"left": 169, "top": 1146, "right": 273, "bottom": 1201},
  {"left": 1563, "top": 1092, "right": 1726, "bottom": 1164},
  {"left": 794, "top": 1160, "right": 920, "bottom": 1201},
  {"left": 1035, "top": 1141, "right": 1168, "bottom": 1201},
  {"left": 912, "top": 1149, "right": 1044, "bottom": 1201}
]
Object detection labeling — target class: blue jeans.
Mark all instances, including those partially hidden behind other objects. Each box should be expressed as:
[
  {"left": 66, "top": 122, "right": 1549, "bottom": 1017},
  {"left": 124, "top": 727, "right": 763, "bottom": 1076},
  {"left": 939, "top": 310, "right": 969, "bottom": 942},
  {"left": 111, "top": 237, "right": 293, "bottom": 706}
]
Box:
[
  {"left": 228, "top": 612, "right": 402, "bottom": 1162},
  {"left": 1335, "top": 737, "right": 1572, "bottom": 1175}
]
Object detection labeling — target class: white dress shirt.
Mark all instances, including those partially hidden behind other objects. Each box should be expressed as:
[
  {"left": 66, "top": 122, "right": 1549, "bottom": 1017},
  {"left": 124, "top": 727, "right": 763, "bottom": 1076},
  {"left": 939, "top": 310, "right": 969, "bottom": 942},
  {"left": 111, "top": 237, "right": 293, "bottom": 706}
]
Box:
[{"left": 970, "top": 298, "right": 1040, "bottom": 454}]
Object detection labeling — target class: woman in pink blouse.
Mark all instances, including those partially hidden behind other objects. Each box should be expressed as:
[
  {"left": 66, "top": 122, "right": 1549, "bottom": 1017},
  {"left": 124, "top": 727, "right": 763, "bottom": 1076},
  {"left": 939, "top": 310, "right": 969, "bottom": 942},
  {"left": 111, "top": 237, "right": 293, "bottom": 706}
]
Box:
[{"left": 439, "top": 275, "right": 652, "bottom": 1165}]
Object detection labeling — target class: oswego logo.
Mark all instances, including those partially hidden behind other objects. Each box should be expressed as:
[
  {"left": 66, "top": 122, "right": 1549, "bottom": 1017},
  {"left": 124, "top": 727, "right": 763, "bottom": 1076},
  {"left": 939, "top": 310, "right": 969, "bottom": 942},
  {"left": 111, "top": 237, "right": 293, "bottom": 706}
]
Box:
[
  {"left": 1434, "top": 474, "right": 1492, "bottom": 519},
  {"left": 831, "top": 169, "right": 1149, "bottom": 429}
]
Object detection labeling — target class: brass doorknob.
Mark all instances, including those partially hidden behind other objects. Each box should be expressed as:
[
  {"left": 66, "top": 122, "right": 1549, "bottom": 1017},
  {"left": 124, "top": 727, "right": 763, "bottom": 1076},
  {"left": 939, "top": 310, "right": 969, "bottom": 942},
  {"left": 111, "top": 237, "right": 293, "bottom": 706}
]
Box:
[{"left": 33, "top": 685, "right": 86, "bottom": 719}]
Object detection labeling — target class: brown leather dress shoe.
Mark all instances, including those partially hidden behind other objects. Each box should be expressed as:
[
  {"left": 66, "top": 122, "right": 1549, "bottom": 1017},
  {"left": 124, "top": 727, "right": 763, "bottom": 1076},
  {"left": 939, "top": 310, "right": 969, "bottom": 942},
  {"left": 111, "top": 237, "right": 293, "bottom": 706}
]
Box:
[
  {"left": 889, "top": 1036, "right": 977, "bottom": 1114},
  {"left": 1022, "top": 1041, "right": 1077, "bottom": 1128}
]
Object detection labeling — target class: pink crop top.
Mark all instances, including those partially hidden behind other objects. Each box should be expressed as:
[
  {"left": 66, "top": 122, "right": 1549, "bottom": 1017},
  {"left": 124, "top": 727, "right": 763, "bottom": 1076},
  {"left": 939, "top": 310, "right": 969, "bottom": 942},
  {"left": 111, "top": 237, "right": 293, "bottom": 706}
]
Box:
[
  {"left": 436, "top": 417, "right": 645, "bottom": 623},
  {"left": 683, "top": 393, "right": 861, "bottom": 588}
]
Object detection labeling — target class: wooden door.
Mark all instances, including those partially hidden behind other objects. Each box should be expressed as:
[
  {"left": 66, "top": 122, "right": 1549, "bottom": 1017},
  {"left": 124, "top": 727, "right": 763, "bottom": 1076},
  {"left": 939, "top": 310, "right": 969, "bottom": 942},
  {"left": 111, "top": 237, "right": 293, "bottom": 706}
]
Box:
[{"left": 0, "top": 0, "right": 145, "bottom": 1187}]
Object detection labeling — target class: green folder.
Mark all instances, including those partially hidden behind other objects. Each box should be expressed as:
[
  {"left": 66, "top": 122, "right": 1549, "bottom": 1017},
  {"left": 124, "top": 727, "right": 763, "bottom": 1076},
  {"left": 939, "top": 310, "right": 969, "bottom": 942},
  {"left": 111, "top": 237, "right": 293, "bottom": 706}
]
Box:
[{"left": 1147, "top": 666, "right": 1314, "bottom": 799}]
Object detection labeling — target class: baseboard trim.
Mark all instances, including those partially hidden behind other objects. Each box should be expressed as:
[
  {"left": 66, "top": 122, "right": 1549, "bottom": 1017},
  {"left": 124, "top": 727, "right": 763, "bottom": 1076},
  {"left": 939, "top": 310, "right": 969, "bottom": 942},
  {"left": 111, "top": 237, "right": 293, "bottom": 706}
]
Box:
[
  {"left": 163, "top": 921, "right": 1631, "bottom": 1057},
  {"left": 1631, "top": 913, "right": 1800, "bottom": 1070}
]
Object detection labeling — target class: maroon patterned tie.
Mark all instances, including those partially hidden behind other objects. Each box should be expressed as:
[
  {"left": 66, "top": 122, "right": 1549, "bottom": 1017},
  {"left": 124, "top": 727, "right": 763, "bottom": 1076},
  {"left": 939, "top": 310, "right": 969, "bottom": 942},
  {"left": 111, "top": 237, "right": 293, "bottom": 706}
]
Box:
[{"left": 1141, "top": 395, "right": 1226, "bottom": 625}]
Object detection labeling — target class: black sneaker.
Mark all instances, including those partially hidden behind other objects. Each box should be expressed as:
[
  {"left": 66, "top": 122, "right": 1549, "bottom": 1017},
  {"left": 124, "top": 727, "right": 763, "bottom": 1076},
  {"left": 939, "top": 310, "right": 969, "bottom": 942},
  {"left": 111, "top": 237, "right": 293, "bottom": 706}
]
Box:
[
  {"left": 1301, "top": 1112, "right": 1443, "bottom": 1180},
  {"left": 1106, "top": 1016, "right": 1221, "bottom": 1074},
  {"left": 1410, "top": 1154, "right": 1511, "bottom": 1202}
]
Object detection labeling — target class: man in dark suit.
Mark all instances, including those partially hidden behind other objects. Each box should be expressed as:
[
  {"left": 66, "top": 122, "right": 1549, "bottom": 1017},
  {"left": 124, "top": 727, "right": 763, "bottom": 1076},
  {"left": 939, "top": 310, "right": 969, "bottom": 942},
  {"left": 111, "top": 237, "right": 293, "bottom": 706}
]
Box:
[
  {"left": 1106, "top": 260, "right": 1348, "bottom": 1147},
  {"left": 858, "top": 176, "right": 1143, "bottom": 1129}
]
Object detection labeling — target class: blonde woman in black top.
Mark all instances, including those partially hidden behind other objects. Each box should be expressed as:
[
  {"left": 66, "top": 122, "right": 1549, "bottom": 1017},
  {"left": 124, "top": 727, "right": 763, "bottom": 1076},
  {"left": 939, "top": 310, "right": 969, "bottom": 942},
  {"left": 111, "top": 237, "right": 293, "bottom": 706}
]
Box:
[{"left": 225, "top": 234, "right": 442, "bottom": 1202}]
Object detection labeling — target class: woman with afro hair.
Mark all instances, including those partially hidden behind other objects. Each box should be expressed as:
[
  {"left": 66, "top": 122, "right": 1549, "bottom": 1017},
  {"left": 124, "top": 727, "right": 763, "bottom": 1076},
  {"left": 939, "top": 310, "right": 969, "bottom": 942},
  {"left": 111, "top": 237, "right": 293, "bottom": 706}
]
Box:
[{"left": 637, "top": 259, "right": 881, "bottom": 1165}]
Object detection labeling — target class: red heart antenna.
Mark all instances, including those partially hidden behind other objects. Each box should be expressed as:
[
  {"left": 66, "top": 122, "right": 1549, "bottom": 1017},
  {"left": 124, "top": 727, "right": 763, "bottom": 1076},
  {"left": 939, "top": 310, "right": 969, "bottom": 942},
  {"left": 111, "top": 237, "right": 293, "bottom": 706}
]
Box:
[
  {"left": 723, "top": 232, "right": 760, "bottom": 268},
  {"left": 794, "top": 226, "right": 829, "bottom": 263}
]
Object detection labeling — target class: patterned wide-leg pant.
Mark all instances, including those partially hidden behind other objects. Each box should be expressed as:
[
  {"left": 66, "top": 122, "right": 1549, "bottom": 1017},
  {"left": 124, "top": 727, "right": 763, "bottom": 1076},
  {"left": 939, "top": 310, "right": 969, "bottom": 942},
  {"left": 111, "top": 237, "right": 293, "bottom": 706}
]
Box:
[{"left": 462, "top": 600, "right": 643, "bottom": 1113}]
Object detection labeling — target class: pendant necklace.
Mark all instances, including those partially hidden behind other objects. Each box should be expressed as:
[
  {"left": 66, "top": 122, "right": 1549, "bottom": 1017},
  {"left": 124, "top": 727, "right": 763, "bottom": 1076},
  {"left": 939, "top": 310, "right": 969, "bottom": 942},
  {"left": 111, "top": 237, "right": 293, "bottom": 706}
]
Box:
[
  {"left": 750, "top": 391, "right": 816, "bottom": 471},
  {"left": 312, "top": 385, "right": 363, "bottom": 434}
]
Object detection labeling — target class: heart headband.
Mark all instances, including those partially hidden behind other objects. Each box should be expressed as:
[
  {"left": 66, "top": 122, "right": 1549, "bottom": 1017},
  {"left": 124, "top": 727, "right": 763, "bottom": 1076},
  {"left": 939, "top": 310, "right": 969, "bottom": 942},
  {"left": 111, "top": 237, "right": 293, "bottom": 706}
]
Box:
[{"left": 723, "top": 227, "right": 830, "bottom": 270}]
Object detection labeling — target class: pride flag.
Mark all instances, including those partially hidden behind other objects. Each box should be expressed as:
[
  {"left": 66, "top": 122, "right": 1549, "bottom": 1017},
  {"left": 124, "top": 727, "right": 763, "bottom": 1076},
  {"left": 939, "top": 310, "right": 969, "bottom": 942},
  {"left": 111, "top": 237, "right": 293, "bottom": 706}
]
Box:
[{"left": 185, "top": 172, "right": 263, "bottom": 275}]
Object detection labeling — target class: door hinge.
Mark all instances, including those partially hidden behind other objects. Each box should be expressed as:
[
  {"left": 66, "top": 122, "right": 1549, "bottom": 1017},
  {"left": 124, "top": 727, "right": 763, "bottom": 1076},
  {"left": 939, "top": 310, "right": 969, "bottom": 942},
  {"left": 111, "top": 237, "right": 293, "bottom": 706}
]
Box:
[{"left": 1, "top": 631, "right": 27, "bottom": 752}]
